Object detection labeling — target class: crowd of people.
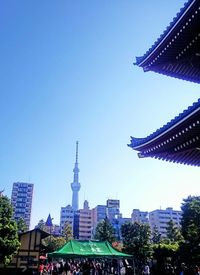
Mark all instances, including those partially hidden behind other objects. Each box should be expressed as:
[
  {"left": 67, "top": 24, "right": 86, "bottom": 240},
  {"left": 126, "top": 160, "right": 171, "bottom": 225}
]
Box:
[
  {"left": 38, "top": 260, "right": 200, "bottom": 275},
  {"left": 150, "top": 262, "right": 200, "bottom": 275},
  {"left": 38, "top": 259, "right": 133, "bottom": 275}
]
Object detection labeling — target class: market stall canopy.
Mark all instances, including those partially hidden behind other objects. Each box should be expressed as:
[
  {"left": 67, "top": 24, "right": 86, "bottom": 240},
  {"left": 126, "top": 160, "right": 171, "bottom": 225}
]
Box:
[{"left": 48, "top": 240, "right": 132, "bottom": 259}]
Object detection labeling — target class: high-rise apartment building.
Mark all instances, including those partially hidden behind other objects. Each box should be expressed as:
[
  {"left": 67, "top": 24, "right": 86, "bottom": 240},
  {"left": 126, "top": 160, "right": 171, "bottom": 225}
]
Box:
[
  {"left": 91, "top": 205, "right": 107, "bottom": 226},
  {"left": 11, "top": 182, "right": 34, "bottom": 229},
  {"left": 149, "top": 207, "right": 182, "bottom": 237},
  {"left": 131, "top": 209, "right": 149, "bottom": 224},
  {"left": 78, "top": 200, "right": 92, "bottom": 240},
  {"left": 91, "top": 205, "right": 107, "bottom": 238},
  {"left": 106, "top": 199, "right": 120, "bottom": 221},
  {"left": 60, "top": 204, "right": 74, "bottom": 234}
]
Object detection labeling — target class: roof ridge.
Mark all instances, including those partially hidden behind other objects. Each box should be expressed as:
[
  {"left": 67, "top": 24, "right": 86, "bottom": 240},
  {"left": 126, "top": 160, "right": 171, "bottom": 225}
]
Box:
[
  {"left": 135, "top": 0, "right": 195, "bottom": 66},
  {"left": 130, "top": 98, "right": 200, "bottom": 147}
]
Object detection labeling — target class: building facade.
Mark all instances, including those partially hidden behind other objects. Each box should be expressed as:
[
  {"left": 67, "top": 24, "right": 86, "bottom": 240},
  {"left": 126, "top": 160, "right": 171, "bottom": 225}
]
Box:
[
  {"left": 149, "top": 207, "right": 182, "bottom": 238},
  {"left": 131, "top": 209, "right": 149, "bottom": 224},
  {"left": 106, "top": 199, "right": 121, "bottom": 221},
  {"left": 11, "top": 182, "right": 34, "bottom": 229},
  {"left": 91, "top": 205, "right": 107, "bottom": 226},
  {"left": 60, "top": 204, "right": 74, "bottom": 234},
  {"left": 2, "top": 228, "right": 49, "bottom": 272},
  {"left": 78, "top": 200, "right": 92, "bottom": 240},
  {"left": 129, "top": 0, "right": 200, "bottom": 167}
]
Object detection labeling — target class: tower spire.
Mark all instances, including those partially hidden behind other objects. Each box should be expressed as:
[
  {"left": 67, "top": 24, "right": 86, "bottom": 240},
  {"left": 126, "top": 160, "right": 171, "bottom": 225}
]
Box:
[
  {"left": 71, "top": 141, "right": 81, "bottom": 211},
  {"left": 76, "top": 141, "right": 78, "bottom": 164}
]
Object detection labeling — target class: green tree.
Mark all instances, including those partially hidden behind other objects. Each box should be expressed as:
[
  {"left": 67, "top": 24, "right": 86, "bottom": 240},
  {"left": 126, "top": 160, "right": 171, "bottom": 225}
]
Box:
[
  {"left": 43, "top": 236, "right": 65, "bottom": 252},
  {"left": 121, "top": 222, "right": 152, "bottom": 272},
  {"left": 152, "top": 226, "right": 162, "bottom": 244},
  {"left": 63, "top": 222, "right": 73, "bottom": 242},
  {"left": 180, "top": 196, "right": 200, "bottom": 264},
  {"left": 36, "top": 219, "right": 47, "bottom": 231},
  {"left": 16, "top": 217, "right": 28, "bottom": 233},
  {"left": 0, "top": 196, "right": 20, "bottom": 265},
  {"left": 166, "top": 219, "right": 183, "bottom": 243},
  {"left": 152, "top": 242, "right": 179, "bottom": 274},
  {"left": 94, "top": 217, "right": 116, "bottom": 243}
]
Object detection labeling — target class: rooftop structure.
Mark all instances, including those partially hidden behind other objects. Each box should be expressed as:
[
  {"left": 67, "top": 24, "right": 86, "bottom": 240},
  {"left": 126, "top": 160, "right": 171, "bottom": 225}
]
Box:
[
  {"left": 129, "top": 0, "right": 200, "bottom": 166},
  {"left": 135, "top": 0, "right": 200, "bottom": 84},
  {"left": 129, "top": 99, "right": 200, "bottom": 166}
]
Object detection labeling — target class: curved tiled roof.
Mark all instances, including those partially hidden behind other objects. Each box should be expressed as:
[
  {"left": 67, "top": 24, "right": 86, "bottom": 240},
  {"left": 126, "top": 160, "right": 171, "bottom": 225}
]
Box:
[
  {"left": 135, "top": 0, "right": 195, "bottom": 65},
  {"left": 129, "top": 98, "right": 200, "bottom": 148}
]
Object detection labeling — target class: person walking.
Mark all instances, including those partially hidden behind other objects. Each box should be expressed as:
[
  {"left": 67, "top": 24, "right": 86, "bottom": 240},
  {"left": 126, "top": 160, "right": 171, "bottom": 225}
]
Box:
[{"left": 142, "top": 264, "right": 150, "bottom": 275}]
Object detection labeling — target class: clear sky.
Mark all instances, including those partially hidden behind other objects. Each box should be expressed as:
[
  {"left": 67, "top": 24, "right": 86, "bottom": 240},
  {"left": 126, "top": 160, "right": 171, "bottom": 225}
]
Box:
[{"left": 1, "top": 0, "right": 200, "bottom": 228}]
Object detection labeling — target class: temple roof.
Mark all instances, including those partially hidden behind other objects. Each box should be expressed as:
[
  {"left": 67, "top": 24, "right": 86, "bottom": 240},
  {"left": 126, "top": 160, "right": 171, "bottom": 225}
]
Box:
[
  {"left": 128, "top": 99, "right": 200, "bottom": 166},
  {"left": 135, "top": 0, "right": 200, "bottom": 83}
]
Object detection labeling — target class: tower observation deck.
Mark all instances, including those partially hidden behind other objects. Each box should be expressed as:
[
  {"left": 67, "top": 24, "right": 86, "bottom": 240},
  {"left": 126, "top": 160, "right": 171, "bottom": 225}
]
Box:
[{"left": 71, "top": 141, "right": 81, "bottom": 211}]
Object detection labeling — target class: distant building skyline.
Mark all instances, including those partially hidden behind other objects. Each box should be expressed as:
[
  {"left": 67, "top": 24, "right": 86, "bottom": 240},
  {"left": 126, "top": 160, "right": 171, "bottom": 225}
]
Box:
[{"left": 9, "top": 148, "right": 183, "bottom": 239}]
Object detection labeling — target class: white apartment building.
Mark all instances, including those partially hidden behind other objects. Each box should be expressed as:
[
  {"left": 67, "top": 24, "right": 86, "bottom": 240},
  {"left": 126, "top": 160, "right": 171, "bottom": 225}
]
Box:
[
  {"left": 60, "top": 204, "right": 74, "bottom": 234},
  {"left": 131, "top": 209, "right": 149, "bottom": 224},
  {"left": 91, "top": 204, "right": 107, "bottom": 233},
  {"left": 11, "top": 182, "right": 34, "bottom": 229},
  {"left": 149, "top": 207, "right": 182, "bottom": 238}
]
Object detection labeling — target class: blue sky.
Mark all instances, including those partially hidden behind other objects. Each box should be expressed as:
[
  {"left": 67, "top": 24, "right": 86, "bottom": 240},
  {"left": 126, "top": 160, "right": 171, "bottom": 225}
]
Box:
[{"left": 1, "top": 0, "right": 200, "bottom": 228}]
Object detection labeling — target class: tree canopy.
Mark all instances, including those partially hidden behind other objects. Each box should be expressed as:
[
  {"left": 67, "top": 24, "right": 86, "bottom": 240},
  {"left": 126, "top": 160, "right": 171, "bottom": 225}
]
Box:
[
  {"left": 16, "top": 217, "right": 28, "bottom": 233},
  {"left": 0, "top": 196, "right": 20, "bottom": 265},
  {"left": 43, "top": 236, "right": 65, "bottom": 252},
  {"left": 180, "top": 196, "right": 200, "bottom": 263},
  {"left": 121, "top": 222, "right": 152, "bottom": 272},
  {"left": 63, "top": 222, "right": 73, "bottom": 242},
  {"left": 166, "top": 219, "right": 183, "bottom": 244},
  {"left": 151, "top": 226, "right": 162, "bottom": 244},
  {"left": 94, "top": 217, "right": 116, "bottom": 243},
  {"left": 36, "top": 219, "right": 47, "bottom": 231}
]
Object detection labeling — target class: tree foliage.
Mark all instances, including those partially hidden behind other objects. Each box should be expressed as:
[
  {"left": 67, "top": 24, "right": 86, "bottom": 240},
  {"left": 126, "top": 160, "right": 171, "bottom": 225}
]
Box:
[
  {"left": 0, "top": 196, "right": 20, "bottom": 265},
  {"left": 180, "top": 196, "right": 200, "bottom": 263},
  {"left": 153, "top": 242, "right": 179, "bottom": 258},
  {"left": 152, "top": 242, "right": 179, "bottom": 274},
  {"left": 63, "top": 222, "right": 73, "bottom": 242},
  {"left": 16, "top": 217, "right": 28, "bottom": 233},
  {"left": 121, "top": 222, "right": 152, "bottom": 271},
  {"left": 166, "top": 219, "right": 183, "bottom": 244},
  {"left": 43, "top": 236, "right": 65, "bottom": 252},
  {"left": 36, "top": 219, "right": 47, "bottom": 231},
  {"left": 151, "top": 226, "right": 162, "bottom": 244},
  {"left": 94, "top": 217, "right": 116, "bottom": 243}
]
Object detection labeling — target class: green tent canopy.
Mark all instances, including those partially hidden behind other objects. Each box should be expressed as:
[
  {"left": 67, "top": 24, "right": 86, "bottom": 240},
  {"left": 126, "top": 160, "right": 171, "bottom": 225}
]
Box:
[{"left": 48, "top": 240, "right": 132, "bottom": 259}]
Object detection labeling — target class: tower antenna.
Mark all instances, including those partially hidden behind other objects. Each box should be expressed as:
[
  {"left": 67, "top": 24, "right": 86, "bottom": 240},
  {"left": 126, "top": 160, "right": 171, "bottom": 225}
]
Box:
[
  {"left": 76, "top": 141, "right": 79, "bottom": 163},
  {"left": 71, "top": 141, "right": 81, "bottom": 211}
]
